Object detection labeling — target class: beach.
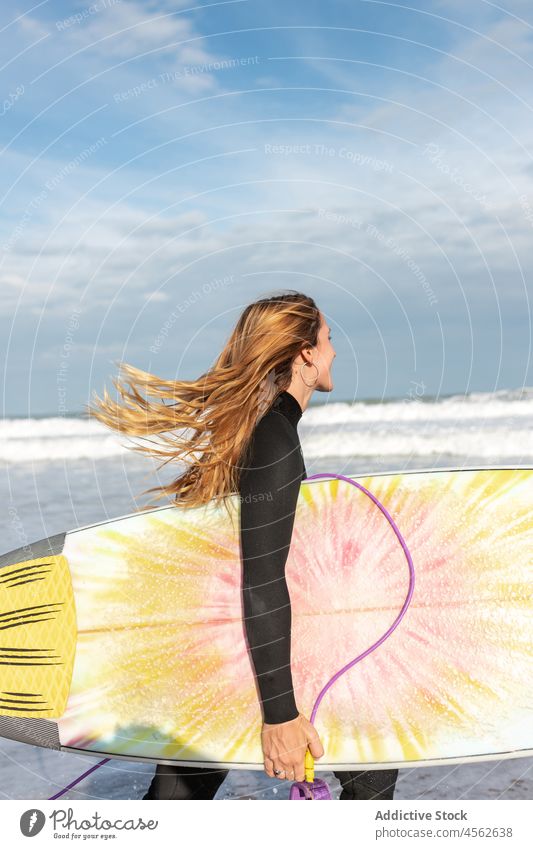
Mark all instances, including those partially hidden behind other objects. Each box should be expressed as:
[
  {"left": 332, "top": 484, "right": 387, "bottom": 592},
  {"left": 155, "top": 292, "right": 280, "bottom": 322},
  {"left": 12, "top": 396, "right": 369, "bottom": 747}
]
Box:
[{"left": 1, "top": 388, "right": 532, "bottom": 800}]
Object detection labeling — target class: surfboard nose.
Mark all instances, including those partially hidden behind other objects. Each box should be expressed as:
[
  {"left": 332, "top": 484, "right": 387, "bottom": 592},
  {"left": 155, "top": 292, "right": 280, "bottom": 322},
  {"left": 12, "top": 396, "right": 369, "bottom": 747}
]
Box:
[{"left": 0, "top": 533, "right": 76, "bottom": 722}]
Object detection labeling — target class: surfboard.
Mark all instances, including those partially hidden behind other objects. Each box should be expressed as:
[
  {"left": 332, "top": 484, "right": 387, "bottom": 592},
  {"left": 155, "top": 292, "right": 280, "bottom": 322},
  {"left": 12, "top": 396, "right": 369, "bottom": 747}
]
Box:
[{"left": 0, "top": 466, "right": 531, "bottom": 771}]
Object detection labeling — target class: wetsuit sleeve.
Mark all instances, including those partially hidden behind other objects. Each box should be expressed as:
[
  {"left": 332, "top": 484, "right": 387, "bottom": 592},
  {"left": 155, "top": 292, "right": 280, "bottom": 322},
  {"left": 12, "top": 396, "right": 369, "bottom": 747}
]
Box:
[{"left": 238, "top": 414, "right": 303, "bottom": 725}]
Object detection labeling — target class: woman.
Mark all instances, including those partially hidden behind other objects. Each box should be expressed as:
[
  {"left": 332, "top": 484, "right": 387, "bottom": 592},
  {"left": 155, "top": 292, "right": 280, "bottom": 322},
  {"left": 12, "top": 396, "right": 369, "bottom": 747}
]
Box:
[{"left": 86, "top": 291, "right": 399, "bottom": 800}]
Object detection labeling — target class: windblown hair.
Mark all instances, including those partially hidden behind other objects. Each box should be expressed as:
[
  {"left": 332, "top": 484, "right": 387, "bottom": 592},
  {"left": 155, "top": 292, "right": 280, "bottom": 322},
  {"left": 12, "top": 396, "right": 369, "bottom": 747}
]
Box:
[{"left": 84, "top": 291, "right": 320, "bottom": 521}]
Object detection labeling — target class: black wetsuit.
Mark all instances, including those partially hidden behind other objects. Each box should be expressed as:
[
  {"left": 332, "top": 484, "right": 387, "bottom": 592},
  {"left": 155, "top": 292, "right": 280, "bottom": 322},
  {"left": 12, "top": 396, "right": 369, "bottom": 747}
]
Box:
[{"left": 142, "top": 390, "right": 399, "bottom": 799}]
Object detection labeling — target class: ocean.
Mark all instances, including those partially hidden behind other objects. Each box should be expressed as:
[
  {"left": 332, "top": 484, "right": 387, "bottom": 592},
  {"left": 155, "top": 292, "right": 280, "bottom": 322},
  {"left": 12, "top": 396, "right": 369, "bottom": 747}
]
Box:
[{"left": 1, "top": 387, "right": 531, "bottom": 800}]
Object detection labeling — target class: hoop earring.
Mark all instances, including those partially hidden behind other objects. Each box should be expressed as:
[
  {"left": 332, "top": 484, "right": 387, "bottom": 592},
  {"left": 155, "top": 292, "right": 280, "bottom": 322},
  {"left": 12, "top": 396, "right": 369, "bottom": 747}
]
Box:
[{"left": 299, "top": 362, "right": 319, "bottom": 387}]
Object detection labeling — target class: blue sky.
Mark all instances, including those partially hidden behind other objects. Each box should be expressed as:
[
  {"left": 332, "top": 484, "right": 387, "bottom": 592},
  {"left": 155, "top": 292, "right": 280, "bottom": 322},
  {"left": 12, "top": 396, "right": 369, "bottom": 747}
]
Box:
[{"left": 1, "top": 0, "right": 532, "bottom": 415}]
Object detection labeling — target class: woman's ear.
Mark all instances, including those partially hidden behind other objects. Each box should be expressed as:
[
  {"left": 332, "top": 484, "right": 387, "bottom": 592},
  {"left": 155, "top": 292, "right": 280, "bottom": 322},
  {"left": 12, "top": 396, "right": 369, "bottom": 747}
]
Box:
[{"left": 299, "top": 343, "right": 314, "bottom": 364}]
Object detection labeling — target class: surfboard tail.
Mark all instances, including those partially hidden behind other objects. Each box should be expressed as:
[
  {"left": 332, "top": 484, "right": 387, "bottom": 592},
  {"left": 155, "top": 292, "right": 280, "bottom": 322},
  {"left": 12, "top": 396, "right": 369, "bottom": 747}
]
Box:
[{"left": 0, "top": 537, "right": 76, "bottom": 721}]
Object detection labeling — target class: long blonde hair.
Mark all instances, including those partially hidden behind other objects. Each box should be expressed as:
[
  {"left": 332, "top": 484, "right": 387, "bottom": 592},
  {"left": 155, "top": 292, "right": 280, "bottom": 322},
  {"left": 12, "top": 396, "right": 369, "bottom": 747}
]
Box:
[{"left": 84, "top": 291, "right": 321, "bottom": 520}]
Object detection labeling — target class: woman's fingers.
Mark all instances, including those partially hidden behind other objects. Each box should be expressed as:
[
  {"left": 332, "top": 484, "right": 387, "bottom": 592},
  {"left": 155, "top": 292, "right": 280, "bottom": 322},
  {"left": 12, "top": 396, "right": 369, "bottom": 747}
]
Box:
[
  {"left": 273, "top": 760, "right": 297, "bottom": 781},
  {"left": 264, "top": 756, "right": 298, "bottom": 781},
  {"left": 294, "top": 761, "right": 305, "bottom": 782},
  {"left": 264, "top": 755, "right": 275, "bottom": 778},
  {"left": 261, "top": 712, "right": 321, "bottom": 781},
  {"left": 274, "top": 768, "right": 293, "bottom": 781}
]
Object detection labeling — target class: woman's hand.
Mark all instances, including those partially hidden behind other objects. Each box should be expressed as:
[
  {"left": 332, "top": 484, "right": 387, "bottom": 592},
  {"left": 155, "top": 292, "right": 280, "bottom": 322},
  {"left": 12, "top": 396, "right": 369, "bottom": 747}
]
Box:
[{"left": 261, "top": 712, "right": 325, "bottom": 781}]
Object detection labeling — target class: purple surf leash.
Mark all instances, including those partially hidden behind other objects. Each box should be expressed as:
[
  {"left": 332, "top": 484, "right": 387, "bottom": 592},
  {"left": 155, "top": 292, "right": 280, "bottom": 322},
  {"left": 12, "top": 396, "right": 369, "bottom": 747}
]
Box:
[
  {"left": 48, "top": 472, "right": 414, "bottom": 801},
  {"left": 48, "top": 758, "right": 111, "bottom": 800},
  {"left": 289, "top": 472, "right": 415, "bottom": 799}
]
